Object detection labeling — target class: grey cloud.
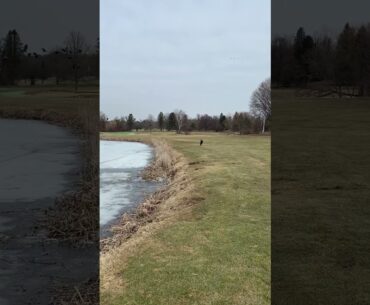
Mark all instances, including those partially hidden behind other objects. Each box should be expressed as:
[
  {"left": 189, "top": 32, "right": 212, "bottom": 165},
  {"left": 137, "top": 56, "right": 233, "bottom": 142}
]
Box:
[{"left": 101, "top": 0, "right": 270, "bottom": 119}]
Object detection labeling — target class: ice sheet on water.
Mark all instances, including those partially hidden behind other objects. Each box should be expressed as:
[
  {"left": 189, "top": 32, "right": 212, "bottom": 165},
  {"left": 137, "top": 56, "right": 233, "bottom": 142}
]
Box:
[
  {"left": 100, "top": 140, "right": 152, "bottom": 169},
  {"left": 100, "top": 141, "right": 160, "bottom": 231},
  {"left": 0, "top": 119, "right": 80, "bottom": 202}
]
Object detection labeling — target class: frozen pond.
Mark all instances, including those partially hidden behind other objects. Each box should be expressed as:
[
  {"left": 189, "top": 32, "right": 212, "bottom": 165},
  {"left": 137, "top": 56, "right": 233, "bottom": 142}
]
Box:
[
  {"left": 0, "top": 119, "right": 80, "bottom": 202},
  {"left": 100, "top": 140, "right": 162, "bottom": 235},
  {"left": 0, "top": 119, "right": 97, "bottom": 305}
]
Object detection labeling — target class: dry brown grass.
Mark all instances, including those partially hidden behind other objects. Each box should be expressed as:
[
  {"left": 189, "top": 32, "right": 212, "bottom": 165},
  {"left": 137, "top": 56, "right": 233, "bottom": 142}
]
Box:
[
  {"left": 142, "top": 139, "right": 177, "bottom": 179},
  {"left": 46, "top": 102, "right": 99, "bottom": 245}
]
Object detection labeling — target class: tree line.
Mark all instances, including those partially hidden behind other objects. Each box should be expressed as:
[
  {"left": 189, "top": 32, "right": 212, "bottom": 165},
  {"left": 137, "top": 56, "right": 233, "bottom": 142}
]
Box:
[
  {"left": 100, "top": 79, "right": 271, "bottom": 134},
  {"left": 0, "top": 29, "right": 99, "bottom": 90},
  {"left": 272, "top": 23, "right": 370, "bottom": 96},
  {"left": 101, "top": 110, "right": 262, "bottom": 134}
]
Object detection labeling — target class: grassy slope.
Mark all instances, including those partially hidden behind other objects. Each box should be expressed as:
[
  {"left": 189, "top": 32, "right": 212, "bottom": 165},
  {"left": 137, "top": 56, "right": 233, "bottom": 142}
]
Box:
[
  {"left": 101, "top": 132, "right": 271, "bottom": 305},
  {"left": 272, "top": 92, "right": 370, "bottom": 304}
]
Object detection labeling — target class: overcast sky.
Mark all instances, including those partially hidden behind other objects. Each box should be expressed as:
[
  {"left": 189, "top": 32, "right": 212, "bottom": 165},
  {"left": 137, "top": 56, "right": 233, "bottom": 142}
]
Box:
[
  {"left": 273, "top": 0, "right": 370, "bottom": 38},
  {"left": 101, "top": 0, "right": 270, "bottom": 120},
  {"left": 0, "top": 0, "right": 98, "bottom": 52}
]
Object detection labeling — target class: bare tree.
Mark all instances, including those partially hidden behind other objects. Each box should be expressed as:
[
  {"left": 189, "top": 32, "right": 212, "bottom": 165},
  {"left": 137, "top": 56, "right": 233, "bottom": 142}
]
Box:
[
  {"left": 174, "top": 109, "right": 186, "bottom": 134},
  {"left": 100, "top": 112, "right": 108, "bottom": 131},
  {"left": 250, "top": 78, "right": 271, "bottom": 133},
  {"left": 65, "top": 31, "right": 87, "bottom": 91}
]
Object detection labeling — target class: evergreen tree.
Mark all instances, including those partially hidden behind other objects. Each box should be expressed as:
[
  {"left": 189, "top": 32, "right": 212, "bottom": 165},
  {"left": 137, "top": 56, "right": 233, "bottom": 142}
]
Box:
[
  {"left": 293, "top": 27, "right": 314, "bottom": 84},
  {"left": 157, "top": 111, "right": 164, "bottom": 131},
  {"left": 232, "top": 112, "right": 240, "bottom": 132},
  {"left": 355, "top": 26, "right": 370, "bottom": 96},
  {"left": 294, "top": 27, "right": 306, "bottom": 62},
  {"left": 219, "top": 113, "right": 226, "bottom": 131},
  {"left": 127, "top": 113, "right": 135, "bottom": 131},
  {"left": 335, "top": 23, "right": 357, "bottom": 96},
  {"left": 166, "top": 112, "right": 177, "bottom": 131},
  {"left": 1, "top": 30, "right": 25, "bottom": 85}
]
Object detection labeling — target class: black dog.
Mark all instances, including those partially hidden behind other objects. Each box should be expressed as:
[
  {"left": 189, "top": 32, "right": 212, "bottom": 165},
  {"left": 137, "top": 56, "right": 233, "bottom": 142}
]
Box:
[{"left": 200, "top": 139, "right": 203, "bottom": 146}]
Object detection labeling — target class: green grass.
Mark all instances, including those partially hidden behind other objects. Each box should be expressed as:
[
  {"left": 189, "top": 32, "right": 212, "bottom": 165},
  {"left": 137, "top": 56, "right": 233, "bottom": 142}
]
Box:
[
  {"left": 272, "top": 91, "right": 370, "bottom": 304},
  {"left": 101, "top": 132, "right": 270, "bottom": 305},
  {"left": 106, "top": 131, "right": 136, "bottom": 136}
]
